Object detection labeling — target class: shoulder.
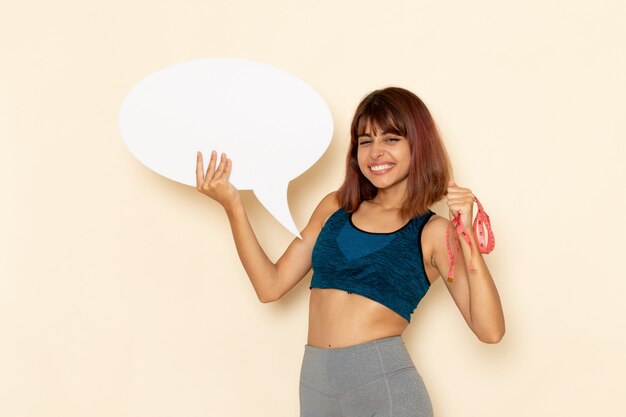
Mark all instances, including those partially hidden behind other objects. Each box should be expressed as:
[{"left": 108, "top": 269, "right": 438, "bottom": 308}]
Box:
[
  {"left": 308, "top": 191, "right": 341, "bottom": 231},
  {"left": 422, "top": 213, "right": 449, "bottom": 235},
  {"left": 317, "top": 191, "right": 340, "bottom": 212}
]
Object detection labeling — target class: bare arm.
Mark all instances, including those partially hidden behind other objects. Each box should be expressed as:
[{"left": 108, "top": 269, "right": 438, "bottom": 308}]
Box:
[
  {"left": 427, "top": 180, "right": 505, "bottom": 343},
  {"left": 196, "top": 150, "right": 337, "bottom": 302}
]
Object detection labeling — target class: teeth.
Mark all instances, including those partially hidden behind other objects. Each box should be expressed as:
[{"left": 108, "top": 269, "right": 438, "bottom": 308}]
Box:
[{"left": 371, "top": 164, "right": 394, "bottom": 171}]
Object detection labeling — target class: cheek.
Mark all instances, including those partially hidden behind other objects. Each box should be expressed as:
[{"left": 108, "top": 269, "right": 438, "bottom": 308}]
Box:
[
  {"left": 394, "top": 146, "right": 411, "bottom": 163},
  {"left": 356, "top": 149, "right": 367, "bottom": 166}
]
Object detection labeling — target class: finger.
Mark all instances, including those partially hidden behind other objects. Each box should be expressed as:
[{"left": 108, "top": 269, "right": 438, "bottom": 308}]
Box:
[
  {"left": 447, "top": 193, "right": 468, "bottom": 206},
  {"left": 196, "top": 151, "right": 204, "bottom": 186},
  {"left": 448, "top": 203, "right": 470, "bottom": 214},
  {"left": 448, "top": 207, "right": 460, "bottom": 220},
  {"left": 448, "top": 198, "right": 474, "bottom": 215},
  {"left": 446, "top": 191, "right": 467, "bottom": 203},
  {"left": 213, "top": 152, "right": 227, "bottom": 179},
  {"left": 447, "top": 192, "right": 472, "bottom": 203},
  {"left": 447, "top": 185, "right": 468, "bottom": 195},
  {"left": 447, "top": 181, "right": 462, "bottom": 197},
  {"left": 204, "top": 150, "right": 217, "bottom": 185},
  {"left": 447, "top": 187, "right": 472, "bottom": 200},
  {"left": 223, "top": 157, "right": 233, "bottom": 180}
]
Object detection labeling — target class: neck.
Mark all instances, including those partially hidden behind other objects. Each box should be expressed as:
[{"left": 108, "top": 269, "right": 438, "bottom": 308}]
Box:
[{"left": 371, "top": 183, "right": 407, "bottom": 210}]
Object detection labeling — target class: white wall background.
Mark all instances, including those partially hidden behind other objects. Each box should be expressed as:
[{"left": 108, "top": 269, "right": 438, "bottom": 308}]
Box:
[{"left": 1, "top": 0, "right": 624, "bottom": 416}]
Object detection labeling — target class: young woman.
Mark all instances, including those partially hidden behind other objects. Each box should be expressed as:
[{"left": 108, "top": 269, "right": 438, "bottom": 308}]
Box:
[{"left": 196, "top": 87, "right": 505, "bottom": 417}]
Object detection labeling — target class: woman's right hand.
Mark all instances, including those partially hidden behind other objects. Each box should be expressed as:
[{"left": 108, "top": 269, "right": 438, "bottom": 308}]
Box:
[{"left": 196, "top": 150, "right": 241, "bottom": 210}]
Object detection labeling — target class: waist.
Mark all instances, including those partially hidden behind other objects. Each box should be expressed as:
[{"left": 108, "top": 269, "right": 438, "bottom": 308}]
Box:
[
  {"left": 307, "top": 288, "right": 408, "bottom": 348},
  {"left": 300, "top": 335, "right": 418, "bottom": 396}
]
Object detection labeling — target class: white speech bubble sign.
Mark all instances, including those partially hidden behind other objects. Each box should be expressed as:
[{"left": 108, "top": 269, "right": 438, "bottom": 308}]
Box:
[{"left": 119, "top": 58, "right": 334, "bottom": 237}]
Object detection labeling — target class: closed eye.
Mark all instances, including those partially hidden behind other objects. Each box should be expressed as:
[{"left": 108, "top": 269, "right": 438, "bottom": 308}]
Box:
[{"left": 385, "top": 137, "right": 400, "bottom": 143}]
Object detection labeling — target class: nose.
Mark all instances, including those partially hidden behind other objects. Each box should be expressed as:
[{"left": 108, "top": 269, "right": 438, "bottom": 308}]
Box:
[{"left": 369, "top": 141, "right": 383, "bottom": 159}]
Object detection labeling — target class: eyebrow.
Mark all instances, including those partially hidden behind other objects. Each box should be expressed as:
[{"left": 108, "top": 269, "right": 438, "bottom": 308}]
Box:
[{"left": 357, "top": 131, "right": 400, "bottom": 138}]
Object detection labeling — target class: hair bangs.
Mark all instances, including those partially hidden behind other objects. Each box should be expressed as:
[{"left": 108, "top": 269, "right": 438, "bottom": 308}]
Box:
[{"left": 354, "top": 103, "right": 406, "bottom": 139}]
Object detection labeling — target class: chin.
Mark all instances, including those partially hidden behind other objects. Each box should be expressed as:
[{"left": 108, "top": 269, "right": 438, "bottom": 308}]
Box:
[{"left": 366, "top": 179, "right": 395, "bottom": 190}]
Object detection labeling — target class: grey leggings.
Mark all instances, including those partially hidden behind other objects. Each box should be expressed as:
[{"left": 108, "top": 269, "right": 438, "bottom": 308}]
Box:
[{"left": 299, "top": 336, "right": 433, "bottom": 417}]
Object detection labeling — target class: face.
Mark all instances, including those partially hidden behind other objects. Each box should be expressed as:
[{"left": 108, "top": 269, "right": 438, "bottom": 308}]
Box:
[{"left": 356, "top": 121, "right": 411, "bottom": 193}]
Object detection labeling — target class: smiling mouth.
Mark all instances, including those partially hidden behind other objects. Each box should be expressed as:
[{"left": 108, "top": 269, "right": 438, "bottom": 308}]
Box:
[{"left": 369, "top": 163, "right": 395, "bottom": 174}]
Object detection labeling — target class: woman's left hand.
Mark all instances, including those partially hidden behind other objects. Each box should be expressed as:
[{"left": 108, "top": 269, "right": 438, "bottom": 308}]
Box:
[{"left": 446, "top": 180, "right": 475, "bottom": 230}]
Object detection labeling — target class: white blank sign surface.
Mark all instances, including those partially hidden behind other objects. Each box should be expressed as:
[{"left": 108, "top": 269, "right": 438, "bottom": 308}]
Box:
[{"left": 119, "top": 58, "right": 334, "bottom": 237}]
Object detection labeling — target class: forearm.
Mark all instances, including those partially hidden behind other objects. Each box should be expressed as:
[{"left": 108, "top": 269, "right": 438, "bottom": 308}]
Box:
[
  {"left": 223, "top": 199, "right": 278, "bottom": 303},
  {"left": 458, "top": 231, "right": 505, "bottom": 343}
]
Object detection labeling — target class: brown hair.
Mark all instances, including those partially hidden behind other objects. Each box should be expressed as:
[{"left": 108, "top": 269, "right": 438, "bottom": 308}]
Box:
[{"left": 337, "top": 87, "right": 452, "bottom": 219}]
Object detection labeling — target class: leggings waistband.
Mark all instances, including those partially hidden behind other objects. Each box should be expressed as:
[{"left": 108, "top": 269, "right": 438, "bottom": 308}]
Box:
[
  {"left": 300, "top": 335, "right": 416, "bottom": 396},
  {"left": 304, "top": 335, "right": 404, "bottom": 353}
]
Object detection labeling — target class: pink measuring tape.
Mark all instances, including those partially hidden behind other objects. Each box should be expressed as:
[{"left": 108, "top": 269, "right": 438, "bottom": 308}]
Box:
[{"left": 445, "top": 196, "right": 495, "bottom": 283}]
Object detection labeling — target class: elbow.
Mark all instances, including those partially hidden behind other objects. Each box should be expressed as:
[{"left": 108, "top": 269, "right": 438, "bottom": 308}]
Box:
[
  {"left": 254, "top": 272, "right": 282, "bottom": 303},
  {"left": 478, "top": 333, "right": 504, "bottom": 344},
  {"left": 477, "top": 328, "right": 505, "bottom": 344},
  {"left": 258, "top": 294, "right": 278, "bottom": 303},
  {"left": 257, "top": 288, "right": 281, "bottom": 304}
]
